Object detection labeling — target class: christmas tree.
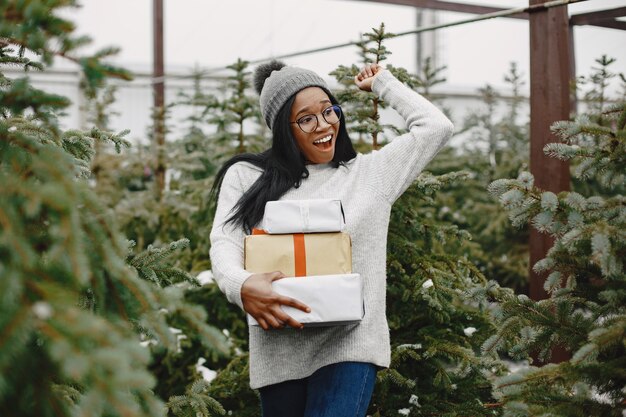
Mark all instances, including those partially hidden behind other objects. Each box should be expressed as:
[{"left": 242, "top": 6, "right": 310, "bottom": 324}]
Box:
[
  {"left": 85, "top": 58, "right": 264, "bottom": 415},
  {"left": 135, "top": 61, "right": 265, "bottom": 412},
  {"left": 330, "top": 23, "right": 412, "bottom": 151},
  {"left": 208, "top": 58, "right": 266, "bottom": 159},
  {"left": 431, "top": 62, "right": 531, "bottom": 294},
  {"left": 481, "top": 71, "right": 625, "bottom": 416},
  {"left": 0, "top": 2, "right": 228, "bottom": 415}
]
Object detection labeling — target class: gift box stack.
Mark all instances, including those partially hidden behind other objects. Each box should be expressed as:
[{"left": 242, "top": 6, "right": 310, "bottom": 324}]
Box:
[{"left": 244, "top": 199, "right": 364, "bottom": 327}]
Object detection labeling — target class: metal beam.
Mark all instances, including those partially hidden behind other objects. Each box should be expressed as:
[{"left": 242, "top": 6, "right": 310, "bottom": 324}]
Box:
[
  {"left": 570, "top": 6, "right": 626, "bottom": 24},
  {"left": 352, "top": 0, "right": 626, "bottom": 30},
  {"left": 570, "top": 6, "right": 626, "bottom": 31},
  {"left": 588, "top": 20, "right": 626, "bottom": 30},
  {"left": 352, "top": 0, "right": 528, "bottom": 19}
]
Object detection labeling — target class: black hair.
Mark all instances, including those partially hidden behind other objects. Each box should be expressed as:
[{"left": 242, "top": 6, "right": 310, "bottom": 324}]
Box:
[{"left": 210, "top": 88, "right": 356, "bottom": 233}]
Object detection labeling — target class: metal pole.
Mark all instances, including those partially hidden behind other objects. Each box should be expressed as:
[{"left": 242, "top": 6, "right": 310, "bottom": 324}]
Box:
[
  {"left": 153, "top": 0, "right": 165, "bottom": 198},
  {"left": 529, "top": 0, "right": 572, "bottom": 362},
  {"left": 416, "top": 8, "right": 423, "bottom": 73}
]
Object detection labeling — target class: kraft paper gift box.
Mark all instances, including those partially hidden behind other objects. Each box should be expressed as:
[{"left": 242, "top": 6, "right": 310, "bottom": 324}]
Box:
[
  {"left": 247, "top": 273, "right": 364, "bottom": 327},
  {"left": 244, "top": 231, "right": 352, "bottom": 277},
  {"left": 262, "top": 199, "right": 345, "bottom": 234}
]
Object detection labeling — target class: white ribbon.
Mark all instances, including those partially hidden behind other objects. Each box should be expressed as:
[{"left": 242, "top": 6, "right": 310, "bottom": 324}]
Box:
[{"left": 299, "top": 200, "right": 311, "bottom": 232}]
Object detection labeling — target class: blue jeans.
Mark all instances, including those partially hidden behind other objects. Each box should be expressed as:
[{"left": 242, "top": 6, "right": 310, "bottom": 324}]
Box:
[{"left": 259, "top": 361, "right": 376, "bottom": 417}]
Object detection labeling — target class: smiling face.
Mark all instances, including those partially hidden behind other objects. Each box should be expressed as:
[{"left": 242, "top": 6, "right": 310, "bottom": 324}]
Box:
[{"left": 290, "top": 87, "right": 339, "bottom": 164}]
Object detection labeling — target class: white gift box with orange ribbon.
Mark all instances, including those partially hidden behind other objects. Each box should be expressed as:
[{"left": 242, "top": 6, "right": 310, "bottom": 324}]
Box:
[
  {"left": 247, "top": 273, "right": 364, "bottom": 327},
  {"left": 244, "top": 231, "right": 352, "bottom": 277},
  {"left": 262, "top": 199, "right": 345, "bottom": 234}
]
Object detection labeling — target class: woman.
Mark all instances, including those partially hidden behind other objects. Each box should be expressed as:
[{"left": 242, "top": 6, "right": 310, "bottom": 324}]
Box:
[{"left": 210, "top": 60, "right": 453, "bottom": 416}]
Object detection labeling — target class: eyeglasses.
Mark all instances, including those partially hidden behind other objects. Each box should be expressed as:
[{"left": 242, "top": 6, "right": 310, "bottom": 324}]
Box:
[{"left": 290, "top": 105, "right": 342, "bottom": 133}]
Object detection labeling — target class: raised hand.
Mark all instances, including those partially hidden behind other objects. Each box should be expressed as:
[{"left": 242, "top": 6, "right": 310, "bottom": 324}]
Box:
[{"left": 354, "top": 63, "right": 383, "bottom": 92}]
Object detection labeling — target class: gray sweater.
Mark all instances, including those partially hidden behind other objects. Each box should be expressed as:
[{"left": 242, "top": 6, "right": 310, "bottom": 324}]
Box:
[{"left": 209, "top": 70, "right": 454, "bottom": 389}]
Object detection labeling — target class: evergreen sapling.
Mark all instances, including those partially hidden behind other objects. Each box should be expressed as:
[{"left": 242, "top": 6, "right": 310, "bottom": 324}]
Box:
[{"left": 480, "top": 76, "right": 625, "bottom": 416}]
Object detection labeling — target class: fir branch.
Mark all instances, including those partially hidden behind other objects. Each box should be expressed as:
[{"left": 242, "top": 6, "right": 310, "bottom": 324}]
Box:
[{"left": 167, "top": 379, "right": 226, "bottom": 417}]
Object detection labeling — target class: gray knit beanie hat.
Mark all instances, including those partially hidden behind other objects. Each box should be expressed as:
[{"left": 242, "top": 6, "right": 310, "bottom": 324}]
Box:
[{"left": 253, "top": 60, "right": 328, "bottom": 130}]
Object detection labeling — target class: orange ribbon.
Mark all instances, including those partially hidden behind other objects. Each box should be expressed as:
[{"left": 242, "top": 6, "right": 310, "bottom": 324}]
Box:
[{"left": 251, "top": 229, "right": 307, "bottom": 277}]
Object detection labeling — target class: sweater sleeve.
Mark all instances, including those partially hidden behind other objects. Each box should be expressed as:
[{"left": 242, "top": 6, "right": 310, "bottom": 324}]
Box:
[
  {"left": 366, "top": 69, "right": 454, "bottom": 204},
  {"left": 209, "top": 164, "right": 253, "bottom": 310}
]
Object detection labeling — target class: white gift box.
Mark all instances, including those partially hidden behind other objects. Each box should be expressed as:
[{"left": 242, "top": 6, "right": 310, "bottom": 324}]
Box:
[
  {"left": 247, "top": 273, "right": 364, "bottom": 327},
  {"left": 262, "top": 199, "right": 345, "bottom": 234}
]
